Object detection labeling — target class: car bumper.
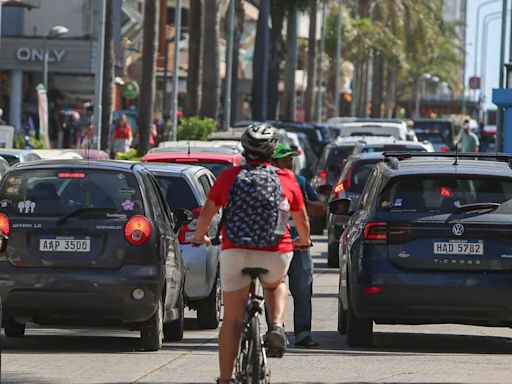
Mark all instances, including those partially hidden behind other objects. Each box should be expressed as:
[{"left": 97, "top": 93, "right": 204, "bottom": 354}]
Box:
[
  {"left": 350, "top": 272, "right": 512, "bottom": 326},
  {"left": 181, "top": 244, "right": 219, "bottom": 301},
  {"left": 0, "top": 263, "right": 162, "bottom": 324}
]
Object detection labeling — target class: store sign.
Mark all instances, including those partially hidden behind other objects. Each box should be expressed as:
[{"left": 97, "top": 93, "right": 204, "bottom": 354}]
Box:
[{"left": 16, "top": 48, "right": 66, "bottom": 63}]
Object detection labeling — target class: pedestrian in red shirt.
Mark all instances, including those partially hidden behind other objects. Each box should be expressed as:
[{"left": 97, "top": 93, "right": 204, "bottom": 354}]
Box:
[
  {"left": 111, "top": 114, "right": 133, "bottom": 154},
  {"left": 191, "top": 124, "right": 310, "bottom": 384}
]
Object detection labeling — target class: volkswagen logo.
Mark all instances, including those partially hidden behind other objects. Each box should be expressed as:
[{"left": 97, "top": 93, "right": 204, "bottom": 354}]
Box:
[{"left": 452, "top": 223, "right": 464, "bottom": 236}]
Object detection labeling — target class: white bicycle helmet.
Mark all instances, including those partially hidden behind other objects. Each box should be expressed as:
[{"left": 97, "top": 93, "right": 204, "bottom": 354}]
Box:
[{"left": 241, "top": 123, "right": 278, "bottom": 160}]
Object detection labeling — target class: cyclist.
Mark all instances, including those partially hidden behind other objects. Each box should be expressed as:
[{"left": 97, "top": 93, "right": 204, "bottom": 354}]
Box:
[{"left": 191, "top": 124, "right": 310, "bottom": 384}]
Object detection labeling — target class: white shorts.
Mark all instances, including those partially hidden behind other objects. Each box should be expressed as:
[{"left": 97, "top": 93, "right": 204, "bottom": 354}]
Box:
[{"left": 220, "top": 249, "right": 293, "bottom": 292}]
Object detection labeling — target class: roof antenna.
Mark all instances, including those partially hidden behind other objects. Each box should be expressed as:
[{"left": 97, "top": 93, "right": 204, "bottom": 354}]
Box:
[
  {"left": 188, "top": 140, "right": 191, "bottom": 156},
  {"left": 453, "top": 143, "right": 459, "bottom": 165}
]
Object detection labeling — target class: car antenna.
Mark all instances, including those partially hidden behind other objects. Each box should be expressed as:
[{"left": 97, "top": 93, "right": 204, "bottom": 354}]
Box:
[
  {"left": 453, "top": 144, "right": 459, "bottom": 165},
  {"left": 188, "top": 140, "right": 191, "bottom": 156}
]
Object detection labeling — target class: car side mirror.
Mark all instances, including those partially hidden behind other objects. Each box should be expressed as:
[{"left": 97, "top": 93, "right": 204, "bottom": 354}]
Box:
[
  {"left": 317, "top": 183, "right": 333, "bottom": 196},
  {"left": 173, "top": 208, "right": 193, "bottom": 232},
  {"left": 329, "top": 198, "right": 352, "bottom": 216}
]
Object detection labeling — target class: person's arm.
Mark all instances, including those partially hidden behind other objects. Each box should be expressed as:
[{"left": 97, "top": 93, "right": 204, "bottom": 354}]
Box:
[
  {"left": 291, "top": 206, "right": 310, "bottom": 247},
  {"left": 304, "top": 180, "right": 325, "bottom": 217},
  {"left": 128, "top": 126, "right": 133, "bottom": 146},
  {"left": 191, "top": 199, "right": 221, "bottom": 245}
]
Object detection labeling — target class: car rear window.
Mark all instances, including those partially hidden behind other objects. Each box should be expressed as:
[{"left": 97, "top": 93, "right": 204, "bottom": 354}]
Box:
[
  {"left": 153, "top": 175, "right": 200, "bottom": 211},
  {"left": 347, "top": 161, "right": 380, "bottom": 193},
  {"left": 415, "top": 132, "right": 447, "bottom": 144},
  {"left": 0, "top": 170, "right": 144, "bottom": 217},
  {"left": 327, "top": 146, "right": 356, "bottom": 167},
  {"left": 378, "top": 175, "right": 512, "bottom": 213},
  {"left": 361, "top": 145, "right": 427, "bottom": 153},
  {"left": 175, "top": 161, "right": 231, "bottom": 177}
]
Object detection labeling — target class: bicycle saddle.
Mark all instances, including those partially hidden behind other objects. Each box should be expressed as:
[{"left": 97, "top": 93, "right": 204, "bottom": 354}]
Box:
[{"left": 241, "top": 267, "right": 268, "bottom": 279}]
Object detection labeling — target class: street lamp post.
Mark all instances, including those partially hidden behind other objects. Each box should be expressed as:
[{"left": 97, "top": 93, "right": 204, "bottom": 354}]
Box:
[
  {"left": 42, "top": 25, "right": 69, "bottom": 91},
  {"left": 414, "top": 73, "right": 431, "bottom": 119},
  {"left": 171, "top": 0, "right": 182, "bottom": 142}
]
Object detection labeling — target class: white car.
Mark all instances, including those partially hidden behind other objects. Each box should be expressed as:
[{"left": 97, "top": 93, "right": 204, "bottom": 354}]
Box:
[{"left": 338, "top": 122, "right": 410, "bottom": 141}]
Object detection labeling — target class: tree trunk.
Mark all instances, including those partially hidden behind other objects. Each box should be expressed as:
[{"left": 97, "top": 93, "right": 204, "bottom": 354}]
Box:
[
  {"left": 137, "top": 0, "right": 160, "bottom": 156},
  {"left": 370, "top": 53, "right": 384, "bottom": 117},
  {"left": 281, "top": 3, "right": 297, "bottom": 121},
  {"left": 304, "top": 0, "right": 317, "bottom": 122},
  {"left": 101, "top": 0, "right": 114, "bottom": 151},
  {"left": 199, "top": 0, "right": 220, "bottom": 120},
  {"left": 251, "top": 2, "right": 265, "bottom": 120},
  {"left": 229, "top": 0, "right": 244, "bottom": 125},
  {"left": 186, "top": 0, "right": 202, "bottom": 117},
  {"left": 267, "top": 0, "right": 285, "bottom": 120},
  {"left": 384, "top": 63, "right": 397, "bottom": 118}
]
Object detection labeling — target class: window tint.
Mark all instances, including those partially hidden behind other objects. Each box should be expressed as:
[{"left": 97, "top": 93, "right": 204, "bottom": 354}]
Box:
[
  {"left": 0, "top": 155, "right": 19, "bottom": 166},
  {"left": 198, "top": 174, "right": 212, "bottom": 196},
  {"left": 378, "top": 175, "right": 512, "bottom": 213},
  {"left": 327, "top": 146, "right": 355, "bottom": 167},
  {"left": 154, "top": 175, "right": 200, "bottom": 211},
  {"left": 178, "top": 162, "right": 231, "bottom": 177},
  {"left": 348, "top": 161, "right": 380, "bottom": 193},
  {"left": 0, "top": 170, "right": 144, "bottom": 216},
  {"left": 361, "top": 145, "right": 426, "bottom": 153}
]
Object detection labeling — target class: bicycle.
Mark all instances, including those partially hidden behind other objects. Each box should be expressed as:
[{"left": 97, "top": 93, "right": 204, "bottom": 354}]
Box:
[{"left": 234, "top": 267, "right": 271, "bottom": 384}]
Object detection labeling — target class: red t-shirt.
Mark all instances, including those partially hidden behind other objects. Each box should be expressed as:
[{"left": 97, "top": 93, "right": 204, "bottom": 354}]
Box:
[
  {"left": 114, "top": 124, "right": 132, "bottom": 139},
  {"left": 208, "top": 162, "right": 304, "bottom": 253}
]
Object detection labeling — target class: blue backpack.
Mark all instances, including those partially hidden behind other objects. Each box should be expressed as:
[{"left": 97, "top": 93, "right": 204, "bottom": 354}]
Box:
[{"left": 224, "top": 164, "right": 283, "bottom": 248}]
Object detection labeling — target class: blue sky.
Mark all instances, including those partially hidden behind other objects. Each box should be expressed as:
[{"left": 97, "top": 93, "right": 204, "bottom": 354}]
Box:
[{"left": 465, "top": 1, "right": 509, "bottom": 110}]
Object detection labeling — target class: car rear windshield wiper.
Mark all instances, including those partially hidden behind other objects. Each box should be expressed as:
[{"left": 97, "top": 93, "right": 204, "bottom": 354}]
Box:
[
  {"left": 454, "top": 202, "right": 500, "bottom": 213},
  {"left": 56, "top": 208, "right": 119, "bottom": 225}
]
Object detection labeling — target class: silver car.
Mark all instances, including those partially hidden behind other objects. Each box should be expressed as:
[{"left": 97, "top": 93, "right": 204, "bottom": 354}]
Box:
[{"left": 142, "top": 162, "right": 222, "bottom": 329}]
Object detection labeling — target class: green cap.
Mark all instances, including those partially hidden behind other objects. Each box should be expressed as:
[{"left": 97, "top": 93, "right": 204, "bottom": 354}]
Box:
[{"left": 273, "top": 143, "right": 298, "bottom": 159}]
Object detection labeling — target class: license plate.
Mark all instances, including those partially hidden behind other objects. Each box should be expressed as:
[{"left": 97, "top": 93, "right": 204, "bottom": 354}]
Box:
[
  {"left": 39, "top": 237, "right": 91, "bottom": 252},
  {"left": 433, "top": 240, "right": 483, "bottom": 255}
]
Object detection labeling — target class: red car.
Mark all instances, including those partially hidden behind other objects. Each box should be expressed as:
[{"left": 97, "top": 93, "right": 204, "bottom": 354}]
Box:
[{"left": 142, "top": 151, "right": 244, "bottom": 177}]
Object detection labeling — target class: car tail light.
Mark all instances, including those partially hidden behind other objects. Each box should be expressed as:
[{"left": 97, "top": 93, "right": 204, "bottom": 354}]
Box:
[
  {"left": 178, "top": 207, "right": 201, "bottom": 244},
  {"left": 333, "top": 181, "right": 345, "bottom": 198},
  {"left": 57, "top": 172, "right": 86, "bottom": 179},
  {"left": 124, "top": 215, "right": 152, "bottom": 245},
  {"left": 363, "top": 222, "right": 387, "bottom": 241},
  {"left": 441, "top": 147, "right": 448, "bottom": 153},
  {"left": 363, "top": 286, "right": 384, "bottom": 295},
  {"left": 0, "top": 213, "right": 10, "bottom": 237}
]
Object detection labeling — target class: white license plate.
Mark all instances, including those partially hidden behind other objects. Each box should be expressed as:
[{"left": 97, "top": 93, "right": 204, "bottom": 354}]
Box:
[
  {"left": 39, "top": 237, "right": 91, "bottom": 252},
  {"left": 433, "top": 240, "right": 483, "bottom": 255}
]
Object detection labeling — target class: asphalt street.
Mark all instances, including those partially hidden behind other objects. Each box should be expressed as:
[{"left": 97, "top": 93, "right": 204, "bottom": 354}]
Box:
[{"left": 2, "top": 235, "right": 512, "bottom": 384}]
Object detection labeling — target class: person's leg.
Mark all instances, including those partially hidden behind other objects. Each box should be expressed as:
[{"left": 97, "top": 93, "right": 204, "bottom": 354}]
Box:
[
  {"left": 218, "top": 285, "right": 251, "bottom": 381},
  {"left": 261, "top": 279, "right": 288, "bottom": 325},
  {"left": 288, "top": 249, "right": 317, "bottom": 346}
]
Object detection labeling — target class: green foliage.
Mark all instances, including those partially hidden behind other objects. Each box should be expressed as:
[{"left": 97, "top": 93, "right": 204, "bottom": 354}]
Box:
[
  {"left": 14, "top": 134, "right": 47, "bottom": 149},
  {"left": 177, "top": 117, "right": 217, "bottom": 141},
  {"left": 115, "top": 148, "right": 140, "bottom": 161}
]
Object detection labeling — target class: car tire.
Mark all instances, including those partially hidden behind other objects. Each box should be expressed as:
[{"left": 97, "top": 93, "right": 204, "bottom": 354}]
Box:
[
  {"left": 197, "top": 275, "right": 221, "bottom": 329},
  {"left": 140, "top": 297, "right": 163, "bottom": 351},
  {"left": 4, "top": 319, "right": 25, "bottom": 338},
  {"left": 310, "top": 216, "right": 324, "bottom": 235},
  {"left": 346, "top": 284, "right": 373, "bottom": 347},
  {"left": 327, "top": 243, "right": 340, "bottom": 268},
  {"left": 164, "top": 291, "right": 184, "bottom": 341},
  {"left": 337, "top": 296, "right": 347, "bottom": 335}
]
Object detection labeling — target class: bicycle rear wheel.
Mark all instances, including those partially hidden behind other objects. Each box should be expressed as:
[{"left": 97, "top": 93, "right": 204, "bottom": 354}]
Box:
[{"left": 236, "top": 316, "right": 267, "bottom": 383}]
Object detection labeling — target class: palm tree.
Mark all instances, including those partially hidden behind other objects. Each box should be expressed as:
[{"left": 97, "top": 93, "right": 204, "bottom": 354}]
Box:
[
  {"left": 186, "top": 0, "right": 202, "bottom": 117},
  {"left": 304, "top": 0, "right": 317, "bottom": 121},
  {"left": 199, "top": 0, "right": 220, "bottom": 120},
  {"left": 137, "top": 0, "right": 160, "bottom": 156},
  {"left": 101, "top": 0, "right": 114, "bottom": 150}
]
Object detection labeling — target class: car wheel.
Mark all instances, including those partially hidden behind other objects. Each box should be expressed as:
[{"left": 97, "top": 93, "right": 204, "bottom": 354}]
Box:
[
  {"left": 337, "top": 296, "right": 347, "bottom": 335},
  {"left": 346, "top": 283, "right": 373, "bottom": 347},
  {"left": 164, "top": 291, "right": 184, "bottom": 341},
  {"left": 140, "top": 297, "right": 163, "bottom": 351},
  {"left": 327, "top": 243, "right": 340, "bottom": 268},
  {"left": 4, "top": 319, "right": 25, "bottom": 338},
  {"left": 310, "top": 216, "right": 324, "bottom": 235},
  {"left": 197, "top": 275, "right": 221, "bottom": 329}
]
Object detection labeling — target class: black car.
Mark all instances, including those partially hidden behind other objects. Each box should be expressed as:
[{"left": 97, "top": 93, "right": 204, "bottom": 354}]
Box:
[
  {"left": 332, "top": 153, "right": 512, "bottom": 347},
  {"left": 326, "top": 153, "right": 385, "bottom": 267},
  {"left": 0, "top": 160, "right": 188, "bottom": 351}
]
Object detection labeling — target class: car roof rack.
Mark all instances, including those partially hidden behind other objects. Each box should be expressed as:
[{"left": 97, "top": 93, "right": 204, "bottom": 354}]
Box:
[{"left": 382, "top": 152, "right": 512, "bottom": 169}]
